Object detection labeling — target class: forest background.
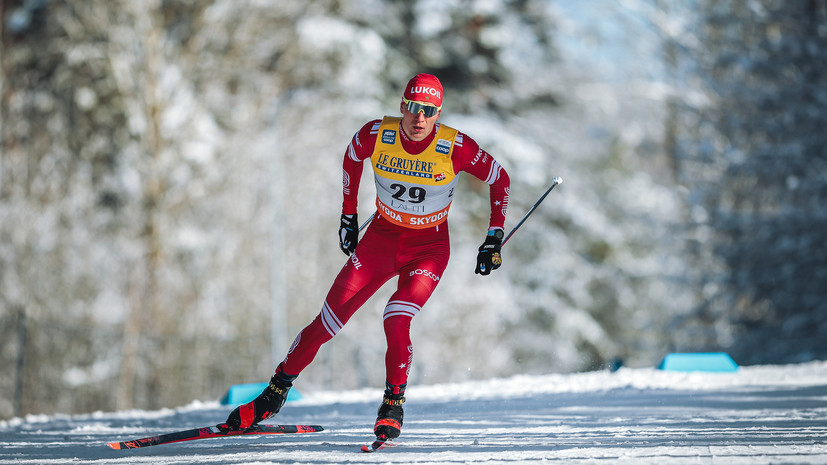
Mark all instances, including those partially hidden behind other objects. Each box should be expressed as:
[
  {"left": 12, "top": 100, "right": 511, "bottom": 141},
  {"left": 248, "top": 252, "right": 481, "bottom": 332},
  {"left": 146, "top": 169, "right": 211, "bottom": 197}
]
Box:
[{"left": 1, "top": 0, "right": 825, "bottom": 419}]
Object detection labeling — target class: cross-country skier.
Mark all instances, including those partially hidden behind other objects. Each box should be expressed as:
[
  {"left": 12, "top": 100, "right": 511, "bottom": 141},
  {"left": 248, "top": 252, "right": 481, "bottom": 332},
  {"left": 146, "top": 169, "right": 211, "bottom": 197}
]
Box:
[{"left": 222, "top": 73, "right": 510, "bottom": 443}]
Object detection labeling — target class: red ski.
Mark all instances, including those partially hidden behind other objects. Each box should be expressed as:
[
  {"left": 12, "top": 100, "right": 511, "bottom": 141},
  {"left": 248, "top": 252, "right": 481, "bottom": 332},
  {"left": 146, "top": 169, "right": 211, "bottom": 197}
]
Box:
[{"left": 107, "top": 424, "right": 323, "bottom": 449}]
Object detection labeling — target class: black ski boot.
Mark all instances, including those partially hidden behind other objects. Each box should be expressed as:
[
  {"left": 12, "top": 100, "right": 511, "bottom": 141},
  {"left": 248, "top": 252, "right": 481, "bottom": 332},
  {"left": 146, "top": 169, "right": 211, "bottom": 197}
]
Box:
[
  {"left": 373, "top": 382, "right": 406, "bottom": 439},
  {"left": 221, "top": 370, "right": 295, "bottom": 431}
]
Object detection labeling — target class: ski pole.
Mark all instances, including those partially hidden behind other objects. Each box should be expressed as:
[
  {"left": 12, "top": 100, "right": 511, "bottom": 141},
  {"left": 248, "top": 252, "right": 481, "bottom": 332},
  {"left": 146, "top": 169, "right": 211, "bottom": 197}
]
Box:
[
  {"left": 359, "top": 212, "right": 376, "bottom": 232},
  {"left": 502, "top": 176, "right": 562, "bottom": 246}
]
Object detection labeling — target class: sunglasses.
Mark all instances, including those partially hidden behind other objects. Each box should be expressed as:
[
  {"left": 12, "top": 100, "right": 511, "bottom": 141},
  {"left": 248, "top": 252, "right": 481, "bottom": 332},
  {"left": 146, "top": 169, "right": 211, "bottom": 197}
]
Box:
[{"left": 403, "top": 98, "right": 441, "bottom": 117}]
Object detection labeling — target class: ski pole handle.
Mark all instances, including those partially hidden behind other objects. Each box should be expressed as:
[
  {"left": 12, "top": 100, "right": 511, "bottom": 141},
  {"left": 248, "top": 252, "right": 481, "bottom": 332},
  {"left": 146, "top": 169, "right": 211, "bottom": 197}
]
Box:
[{"left": 502, "top": 176, "right": 562, "bottom": 246}]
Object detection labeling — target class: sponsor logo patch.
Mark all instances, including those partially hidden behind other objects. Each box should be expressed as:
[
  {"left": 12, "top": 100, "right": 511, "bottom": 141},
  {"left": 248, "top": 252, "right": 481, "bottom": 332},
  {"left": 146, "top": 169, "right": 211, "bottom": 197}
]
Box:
[
  {"left": 409, "top": 86, "right": 441, "bottom": 99},
  {"left": 375, "top": 153, "right": 434, "bottom": 178},
  {"left": 410, "top": 269, "right": 441, "bottom": 282},
  {"left": 471, "top": 147, "right": 484, "bottom": 165},
  {"left": 409, "top": 208, "right": 449, "bottom": 226},
  {"left": 436, "top": 138, "right": 452, "bottom": 155},
  {"left": 382, "top": 129, "right": 397, "bottom": 145}
]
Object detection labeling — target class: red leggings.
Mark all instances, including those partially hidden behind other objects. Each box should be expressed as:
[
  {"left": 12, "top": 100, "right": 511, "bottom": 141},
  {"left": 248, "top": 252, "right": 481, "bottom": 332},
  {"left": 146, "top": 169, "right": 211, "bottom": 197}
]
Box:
[{"left": 279, "top": 215, "right": 450, "bottom": 386}]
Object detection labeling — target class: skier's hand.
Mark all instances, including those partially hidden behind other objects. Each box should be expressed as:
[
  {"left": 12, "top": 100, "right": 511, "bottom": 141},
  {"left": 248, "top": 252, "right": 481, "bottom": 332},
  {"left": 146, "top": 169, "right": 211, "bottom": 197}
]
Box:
[
  {"left": 338, "top": 213, "right": 359, "bottom": 256},
  {"left": 475, "top": 230, "right": 503, "bottom": 275}
]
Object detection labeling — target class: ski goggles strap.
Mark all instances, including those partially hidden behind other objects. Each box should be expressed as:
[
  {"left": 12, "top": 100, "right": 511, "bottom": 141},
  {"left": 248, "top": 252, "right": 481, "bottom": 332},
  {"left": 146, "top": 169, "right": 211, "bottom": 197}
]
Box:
[{"left": 403, "top": 98, "right": 441, "bottom": 117}]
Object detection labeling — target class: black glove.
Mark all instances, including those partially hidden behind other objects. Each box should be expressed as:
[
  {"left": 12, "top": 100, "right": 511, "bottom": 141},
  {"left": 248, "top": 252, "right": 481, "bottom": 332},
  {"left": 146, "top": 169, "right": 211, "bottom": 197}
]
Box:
[
  {"left": 475, "top": 230, "right": 503, "bottom": 275},
  {"left": 338, "top": 213, "right": 359, "bottom": 256}
]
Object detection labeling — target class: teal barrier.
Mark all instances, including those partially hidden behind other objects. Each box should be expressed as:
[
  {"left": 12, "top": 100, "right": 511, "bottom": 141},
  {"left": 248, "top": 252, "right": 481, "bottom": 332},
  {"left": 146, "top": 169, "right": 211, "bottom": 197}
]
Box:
[
  {"left": 220, "top": 383, "right": 303, "bottom": 405},
  {"left": 658, "top": 352, "right": 739, "bottom": 372}
]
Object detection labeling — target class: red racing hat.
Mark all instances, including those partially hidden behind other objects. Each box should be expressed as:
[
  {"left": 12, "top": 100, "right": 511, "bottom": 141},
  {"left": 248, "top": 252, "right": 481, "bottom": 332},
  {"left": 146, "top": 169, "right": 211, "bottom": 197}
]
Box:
[{"left": 403, "top": 73, "right": 443, "bottom": 107}]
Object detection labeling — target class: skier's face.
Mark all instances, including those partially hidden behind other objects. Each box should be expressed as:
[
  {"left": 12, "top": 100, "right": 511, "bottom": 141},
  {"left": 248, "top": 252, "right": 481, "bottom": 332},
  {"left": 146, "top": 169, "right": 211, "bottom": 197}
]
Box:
[{"left": 400, "top": 100, "right": 441, "bottom": 141}]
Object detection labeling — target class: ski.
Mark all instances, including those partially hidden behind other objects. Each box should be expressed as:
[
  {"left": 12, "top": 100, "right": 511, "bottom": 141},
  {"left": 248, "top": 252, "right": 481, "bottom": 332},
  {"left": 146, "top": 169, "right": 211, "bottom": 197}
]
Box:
[
  {"left": 361, "top": 435, "right": 398, "bottom": 452},
  {"left": 107, "top": 424, "right": 324, "bottom": 449}
]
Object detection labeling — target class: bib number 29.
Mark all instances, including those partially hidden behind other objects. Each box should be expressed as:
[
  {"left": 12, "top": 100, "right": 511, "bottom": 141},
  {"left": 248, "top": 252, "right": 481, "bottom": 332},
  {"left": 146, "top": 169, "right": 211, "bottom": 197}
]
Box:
[{"left": 391, "top": 183, "right": 426, "bottom": 204}]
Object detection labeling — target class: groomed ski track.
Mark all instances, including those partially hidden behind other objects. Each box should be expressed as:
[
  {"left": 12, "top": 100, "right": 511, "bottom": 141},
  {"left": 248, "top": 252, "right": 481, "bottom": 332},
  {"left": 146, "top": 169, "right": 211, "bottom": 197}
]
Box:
[{"left": 1, "top": 362, "right": 826, "bottom": 464}]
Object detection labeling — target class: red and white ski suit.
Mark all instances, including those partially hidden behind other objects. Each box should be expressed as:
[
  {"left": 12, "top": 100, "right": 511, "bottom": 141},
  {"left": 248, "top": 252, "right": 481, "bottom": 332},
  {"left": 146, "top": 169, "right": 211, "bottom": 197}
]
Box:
[{"left": 278, "top": 117, "right": 510, "bottom": 387}]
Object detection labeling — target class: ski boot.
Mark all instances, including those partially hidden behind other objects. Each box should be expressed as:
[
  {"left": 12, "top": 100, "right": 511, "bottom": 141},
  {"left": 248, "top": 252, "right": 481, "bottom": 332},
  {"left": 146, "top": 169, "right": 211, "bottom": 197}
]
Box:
[
  {"left": 220, "top": 370, "right": 295, "bottom": 431},
  {"left": 373, "top": 382, "right": 406, "bottom": 440}
]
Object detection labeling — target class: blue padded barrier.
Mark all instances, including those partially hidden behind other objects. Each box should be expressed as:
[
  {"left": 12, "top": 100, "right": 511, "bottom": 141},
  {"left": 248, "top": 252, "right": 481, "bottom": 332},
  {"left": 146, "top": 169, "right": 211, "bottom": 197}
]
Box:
[
  {"left": 220, "top": 382, "right": 303, "bottom": 405},
  {"left": 658, "top": 352, "right": 739, "bottom": 373}
]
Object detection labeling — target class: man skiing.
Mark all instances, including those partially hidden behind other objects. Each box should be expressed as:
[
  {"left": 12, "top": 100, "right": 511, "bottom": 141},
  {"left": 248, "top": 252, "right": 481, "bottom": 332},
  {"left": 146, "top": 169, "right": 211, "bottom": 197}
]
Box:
[{"left": 222, "top": 73, "right": 510, "bottom": 443}]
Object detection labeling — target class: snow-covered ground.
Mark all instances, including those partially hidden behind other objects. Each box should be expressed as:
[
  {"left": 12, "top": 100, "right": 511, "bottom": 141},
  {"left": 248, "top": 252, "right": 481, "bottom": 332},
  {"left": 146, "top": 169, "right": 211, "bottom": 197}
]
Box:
[{"left": 2, "top": 361, "right": 826, "bottom": 464}]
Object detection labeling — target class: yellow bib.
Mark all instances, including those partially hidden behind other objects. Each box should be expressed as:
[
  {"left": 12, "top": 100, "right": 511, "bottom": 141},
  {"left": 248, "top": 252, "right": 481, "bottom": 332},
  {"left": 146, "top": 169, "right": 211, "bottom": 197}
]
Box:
[{"left": 371, "top": 117, "right": 460, "bottom": 229}]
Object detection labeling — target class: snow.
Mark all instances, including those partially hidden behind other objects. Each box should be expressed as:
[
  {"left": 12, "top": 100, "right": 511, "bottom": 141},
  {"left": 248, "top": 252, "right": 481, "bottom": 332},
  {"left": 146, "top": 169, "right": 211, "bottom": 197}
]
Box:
[{"left": 2, "top": 361, "right": 826, "bottom": 464}]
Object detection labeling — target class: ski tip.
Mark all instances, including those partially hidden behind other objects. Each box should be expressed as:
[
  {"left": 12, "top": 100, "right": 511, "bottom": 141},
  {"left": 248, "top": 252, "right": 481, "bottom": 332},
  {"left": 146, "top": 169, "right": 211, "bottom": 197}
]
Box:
[{"left": 106, "top": 442, "right": 122, "bottom": 450}]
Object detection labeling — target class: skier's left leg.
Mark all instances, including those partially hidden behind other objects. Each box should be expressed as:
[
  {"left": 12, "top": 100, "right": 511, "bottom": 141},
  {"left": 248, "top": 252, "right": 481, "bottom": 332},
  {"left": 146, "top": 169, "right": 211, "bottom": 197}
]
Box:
[
  {"left": 374, "top": 240, "right": 449, "bottom": 440},
  {"left": 382, "top": 264, "right": 446, "bottom": 386}
]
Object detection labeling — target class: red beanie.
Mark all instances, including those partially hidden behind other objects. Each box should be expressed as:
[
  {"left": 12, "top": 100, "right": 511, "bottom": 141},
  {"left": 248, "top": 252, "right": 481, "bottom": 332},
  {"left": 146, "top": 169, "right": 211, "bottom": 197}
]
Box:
[{"left": 403, "top": 74, "right": 443, "bottom": 107}]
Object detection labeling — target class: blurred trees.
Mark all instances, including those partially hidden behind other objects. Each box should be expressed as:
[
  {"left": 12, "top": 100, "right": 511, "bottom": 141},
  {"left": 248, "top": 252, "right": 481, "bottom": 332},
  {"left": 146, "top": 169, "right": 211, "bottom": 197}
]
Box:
[
  {"left": 673, "top": 0, "right": 827, "bottom": 363},
  {"left": 1, "top": 0, "right": 279, "bottom": 417}
]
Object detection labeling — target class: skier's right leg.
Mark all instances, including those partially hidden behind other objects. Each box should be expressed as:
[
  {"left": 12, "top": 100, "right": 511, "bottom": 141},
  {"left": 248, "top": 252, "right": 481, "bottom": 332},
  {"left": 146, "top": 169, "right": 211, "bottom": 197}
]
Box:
[
  {"left": 278, "top": 255, "right": 395, "bottom": 376},
  {"left": 221, "top": 284, "right": 384, "bottom": 430},
  {"left": 222, "top": 279, "right": 386, "bottom": 430},
  {"left": 222, "top": 223, "right": 397, "bottom": 430}
]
